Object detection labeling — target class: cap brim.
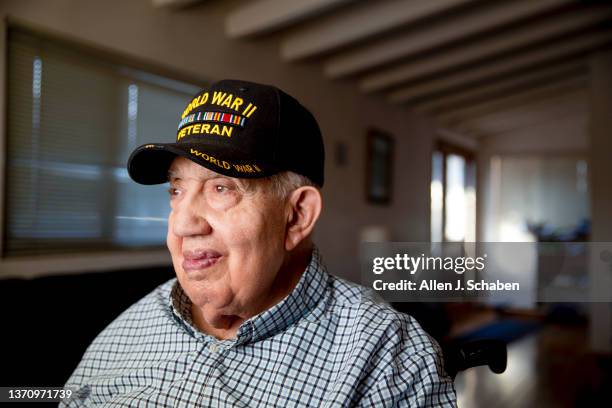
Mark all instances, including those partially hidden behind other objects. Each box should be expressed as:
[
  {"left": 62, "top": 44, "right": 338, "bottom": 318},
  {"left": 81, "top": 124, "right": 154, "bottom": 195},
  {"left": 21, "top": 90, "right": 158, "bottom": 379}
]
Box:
[{"left": 127, "top": 143, "right": 275, "bottom": 185}]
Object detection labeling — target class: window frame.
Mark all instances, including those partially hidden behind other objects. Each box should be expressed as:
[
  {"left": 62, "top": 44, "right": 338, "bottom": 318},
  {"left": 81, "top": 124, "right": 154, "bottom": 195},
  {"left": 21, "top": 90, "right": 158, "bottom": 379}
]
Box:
[
  {"left": 0, "top": 20, "right": 206, "bottom": 276},
  {"left": 432, "top": 140, "right": 477, "bottom": 243}
]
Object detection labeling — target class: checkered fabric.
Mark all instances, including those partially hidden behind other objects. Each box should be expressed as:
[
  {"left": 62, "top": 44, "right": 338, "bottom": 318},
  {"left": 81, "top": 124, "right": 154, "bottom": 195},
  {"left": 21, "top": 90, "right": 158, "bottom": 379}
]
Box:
[{"left": 61, "top": 248, "right": 457, "bottom": 407}]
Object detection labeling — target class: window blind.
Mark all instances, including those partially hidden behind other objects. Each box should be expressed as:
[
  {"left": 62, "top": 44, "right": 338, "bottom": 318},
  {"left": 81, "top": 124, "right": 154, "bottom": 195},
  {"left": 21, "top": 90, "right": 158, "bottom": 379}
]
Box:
[{"left": 5, "top": 29, "right": 201, "bottom": 256}]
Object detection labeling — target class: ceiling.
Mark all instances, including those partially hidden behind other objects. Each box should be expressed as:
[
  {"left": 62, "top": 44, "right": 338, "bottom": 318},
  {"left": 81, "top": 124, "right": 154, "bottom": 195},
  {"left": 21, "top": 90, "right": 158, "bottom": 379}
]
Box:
[{"left": 156, "top": 0, "right": 612, "bottom": 141}]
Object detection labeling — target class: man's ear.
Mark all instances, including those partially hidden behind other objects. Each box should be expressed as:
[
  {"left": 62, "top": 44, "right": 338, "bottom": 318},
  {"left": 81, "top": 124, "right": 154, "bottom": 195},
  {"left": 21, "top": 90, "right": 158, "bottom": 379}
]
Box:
[{"left": 284, "top": 186, "right": 323, "bottom": 251}]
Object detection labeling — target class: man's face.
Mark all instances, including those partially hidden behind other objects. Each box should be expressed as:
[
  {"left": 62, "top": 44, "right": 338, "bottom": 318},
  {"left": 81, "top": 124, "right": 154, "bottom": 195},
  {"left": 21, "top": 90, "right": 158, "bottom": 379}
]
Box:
[{"left": 166, "top": 157, "right": 289, "bottom": 327}]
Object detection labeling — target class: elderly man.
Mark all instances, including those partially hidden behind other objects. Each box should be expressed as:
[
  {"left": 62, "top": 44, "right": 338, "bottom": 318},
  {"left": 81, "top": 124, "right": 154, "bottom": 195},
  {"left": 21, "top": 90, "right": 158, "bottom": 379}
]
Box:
[{"left": 62, "top": 80, "right": 457, "bottom": 407}]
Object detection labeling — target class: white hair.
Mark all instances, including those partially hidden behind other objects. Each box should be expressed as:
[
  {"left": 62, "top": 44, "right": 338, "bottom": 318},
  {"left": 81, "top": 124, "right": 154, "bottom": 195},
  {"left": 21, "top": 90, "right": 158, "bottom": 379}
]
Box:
[
  {"left": 238, "top": 171, "right": 319, "bottom": 200},
  {"left": 268, "top": 171, "right": 319, "bottom": 199}
]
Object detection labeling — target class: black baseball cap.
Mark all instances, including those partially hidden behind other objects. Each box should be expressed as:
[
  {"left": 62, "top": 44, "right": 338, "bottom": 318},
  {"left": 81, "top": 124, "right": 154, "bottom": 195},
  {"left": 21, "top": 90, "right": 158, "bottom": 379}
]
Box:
[{"left": 127, "top": 79, "right": 325, "bottom": 186}]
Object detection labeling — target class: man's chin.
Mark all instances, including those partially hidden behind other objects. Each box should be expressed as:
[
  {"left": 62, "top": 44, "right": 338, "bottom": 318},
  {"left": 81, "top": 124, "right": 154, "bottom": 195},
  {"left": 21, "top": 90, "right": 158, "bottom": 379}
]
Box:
[
  {"left": 181, "top": 268, "right": 212, "bottom": 282},
  {"left": 181, "top": 280, "right": 233, "bottom": 309}
]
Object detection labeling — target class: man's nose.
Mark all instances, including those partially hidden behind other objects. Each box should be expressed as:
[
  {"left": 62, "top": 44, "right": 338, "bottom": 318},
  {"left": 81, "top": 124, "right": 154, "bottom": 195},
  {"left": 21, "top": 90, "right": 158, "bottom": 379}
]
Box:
[{"left": 172, "top": 195, "right": 212, "bottom": 237}]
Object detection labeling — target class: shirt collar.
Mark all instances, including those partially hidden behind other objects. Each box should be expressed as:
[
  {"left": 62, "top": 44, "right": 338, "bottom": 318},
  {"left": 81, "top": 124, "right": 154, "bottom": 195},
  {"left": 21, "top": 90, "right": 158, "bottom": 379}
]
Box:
[{"left": 169, "top": 246, "right": 329, "bottom": 344}]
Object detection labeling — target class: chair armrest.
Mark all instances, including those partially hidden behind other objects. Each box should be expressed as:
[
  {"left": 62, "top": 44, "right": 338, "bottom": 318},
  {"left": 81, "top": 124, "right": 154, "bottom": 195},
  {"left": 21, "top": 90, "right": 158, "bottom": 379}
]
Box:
[{"left": 442, "top": 338, "right": 507, "bottom": 379}]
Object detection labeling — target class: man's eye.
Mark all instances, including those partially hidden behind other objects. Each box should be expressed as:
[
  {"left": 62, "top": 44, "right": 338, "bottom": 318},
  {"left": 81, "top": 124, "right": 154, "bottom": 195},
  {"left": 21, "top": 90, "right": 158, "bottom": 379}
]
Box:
[
  {"left": 215, "top": 185, "right": 228, "bottom": 193},
  {"left": 167, "top": 187, "right": 180, "bottom": 197}
]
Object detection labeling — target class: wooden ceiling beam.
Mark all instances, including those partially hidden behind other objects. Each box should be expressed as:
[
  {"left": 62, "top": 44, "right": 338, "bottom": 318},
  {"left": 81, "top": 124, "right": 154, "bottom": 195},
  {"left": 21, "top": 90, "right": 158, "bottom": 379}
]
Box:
[
  {"left": 151, "top": 0, "right": 202, "bottom": 8},
  {"left": 324, "top": 0, "right": 572, "bottom": 78},
  {"left": 280, "top": 0, "right": 473, "bottom": 61},
  {"left": 456, "top": 94, "right": 587, "bottom": 136},
  {"left": 413, "top": 60, "right": 585, "bottom": 113},
  {"left": 435, "top": 77, "right": 587, "bottom": 124},
  {"left": 225, "top": 0, "right": 356, "bottom": 38},
  {"left": 389, "top": 29, "right": 612, "bottom": 103},
  {"left": 361, "top": 5, "right": 611, "bottom": 92}
]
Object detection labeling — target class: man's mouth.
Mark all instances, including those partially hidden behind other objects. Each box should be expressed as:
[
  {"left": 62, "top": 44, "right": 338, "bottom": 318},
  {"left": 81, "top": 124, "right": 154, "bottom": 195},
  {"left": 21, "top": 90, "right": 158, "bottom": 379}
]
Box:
[{"left": 182, "top": 249, "right": 222, "bottom": 271}]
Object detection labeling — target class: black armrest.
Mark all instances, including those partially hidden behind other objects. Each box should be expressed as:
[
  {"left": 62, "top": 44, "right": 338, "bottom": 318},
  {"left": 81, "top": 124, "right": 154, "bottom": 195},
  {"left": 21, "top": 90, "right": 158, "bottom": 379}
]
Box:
[{"left": 442, "top": 339, "right": 507, "bottom": 379}]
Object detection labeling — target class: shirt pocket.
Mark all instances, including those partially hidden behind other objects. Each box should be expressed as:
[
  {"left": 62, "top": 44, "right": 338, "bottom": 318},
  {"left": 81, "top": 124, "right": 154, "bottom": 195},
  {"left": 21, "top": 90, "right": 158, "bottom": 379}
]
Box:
[{"left": 82, "top": 351, "right": 195, "bottom": 404}]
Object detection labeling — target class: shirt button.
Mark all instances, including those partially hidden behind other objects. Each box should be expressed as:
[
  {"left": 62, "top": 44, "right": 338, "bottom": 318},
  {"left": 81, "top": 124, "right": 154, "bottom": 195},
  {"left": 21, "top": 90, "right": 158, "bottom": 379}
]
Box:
[{"left": 209, "top": 344, "right": 219, "bottom": 353}]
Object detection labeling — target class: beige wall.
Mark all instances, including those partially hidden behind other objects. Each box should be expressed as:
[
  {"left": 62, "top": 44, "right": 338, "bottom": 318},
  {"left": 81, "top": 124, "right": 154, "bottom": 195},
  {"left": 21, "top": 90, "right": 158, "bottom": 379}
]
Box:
[{"left": 0, "top": 0, "right": 434, "bottom": 281}]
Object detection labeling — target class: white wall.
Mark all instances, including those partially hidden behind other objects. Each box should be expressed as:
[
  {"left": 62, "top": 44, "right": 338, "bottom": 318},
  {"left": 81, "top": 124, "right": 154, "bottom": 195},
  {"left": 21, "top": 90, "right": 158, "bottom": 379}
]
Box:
[
  {"left": 0, "top": 0, "right": 435, "bottom": 281},
  {"left": 493, "top": 156, "right": 589, "bottom": 235},
  {"left": 476, "top": 108, "right": 589, "bottom": 242}
]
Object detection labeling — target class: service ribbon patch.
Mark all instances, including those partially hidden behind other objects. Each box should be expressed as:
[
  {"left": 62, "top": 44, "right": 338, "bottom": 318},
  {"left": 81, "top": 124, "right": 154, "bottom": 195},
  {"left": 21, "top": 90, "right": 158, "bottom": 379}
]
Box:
[{"left": 178, "top": 111, "right": 246, "bottom": 130}]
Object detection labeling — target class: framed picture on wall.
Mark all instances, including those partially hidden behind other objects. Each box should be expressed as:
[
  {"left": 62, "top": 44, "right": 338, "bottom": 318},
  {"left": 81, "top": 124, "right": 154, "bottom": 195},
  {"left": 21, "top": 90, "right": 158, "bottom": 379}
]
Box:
[{"left": 366, "top": 128, "right": 394, "bottom": 204}]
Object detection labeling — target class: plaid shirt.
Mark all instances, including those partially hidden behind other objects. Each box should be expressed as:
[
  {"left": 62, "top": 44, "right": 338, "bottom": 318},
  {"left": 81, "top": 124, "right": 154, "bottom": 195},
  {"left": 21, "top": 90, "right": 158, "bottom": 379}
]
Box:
[{"left": 62, "top": 248, "right": 456, "bottom": 407}]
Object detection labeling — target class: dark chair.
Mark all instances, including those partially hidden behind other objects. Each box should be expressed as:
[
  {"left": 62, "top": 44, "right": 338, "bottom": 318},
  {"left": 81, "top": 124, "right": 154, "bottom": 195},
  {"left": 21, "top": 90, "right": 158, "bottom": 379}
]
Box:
[
  {"left": 390, "top": 302, "right": 508, "bottom": 379},
  {"left": 442, "top": 338, "right": 507, "bottom": 379}
]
